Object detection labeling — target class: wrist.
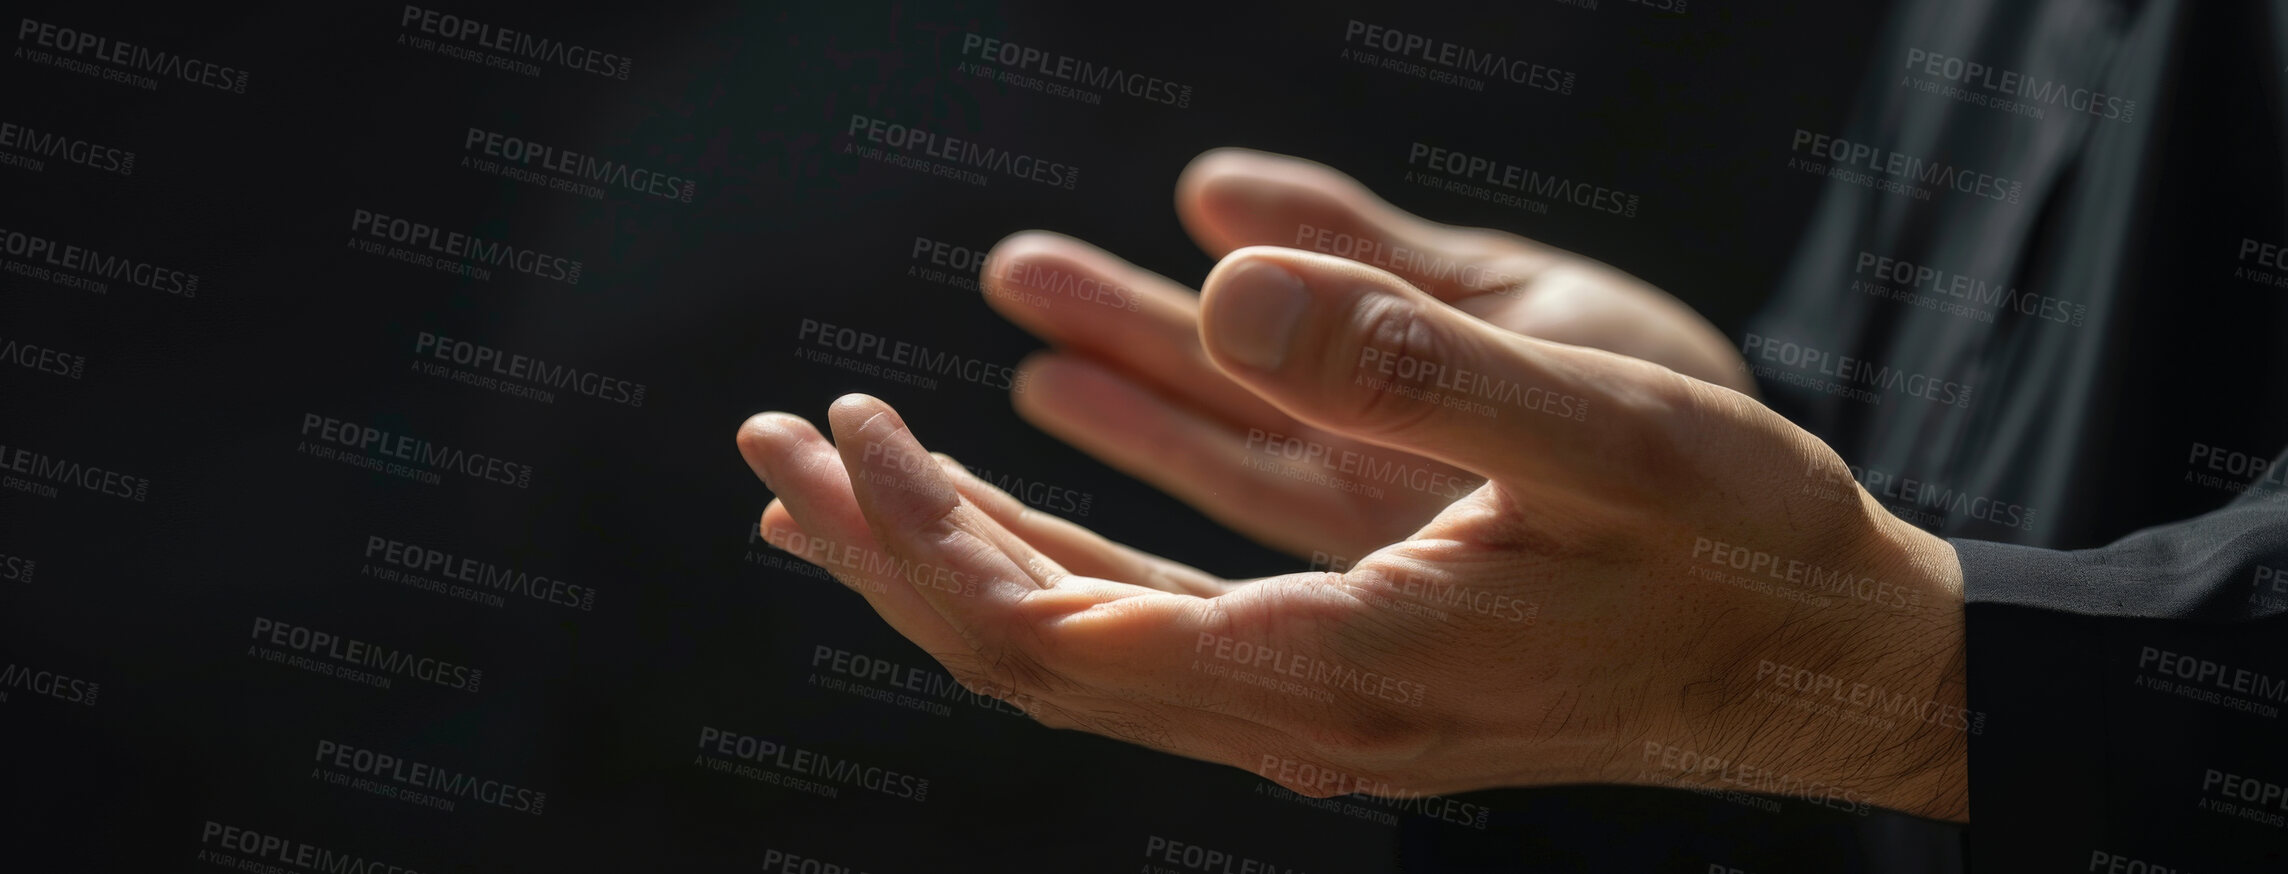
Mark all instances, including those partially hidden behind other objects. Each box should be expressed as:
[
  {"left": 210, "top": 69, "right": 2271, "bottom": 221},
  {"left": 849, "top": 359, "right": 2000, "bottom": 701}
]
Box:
[
  {"left": 1745, "top": 512, "right": 1970, "bottom": 820},
  {"left": 1623, "top": 508, "right": 1970, "bottom": 821},
  {"left": 1853, "top": 515, "right": 1971, "bottom": 821}
]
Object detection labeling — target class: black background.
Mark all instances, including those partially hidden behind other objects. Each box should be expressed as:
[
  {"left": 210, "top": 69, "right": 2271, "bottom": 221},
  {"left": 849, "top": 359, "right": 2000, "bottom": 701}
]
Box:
[{"left": 0, "top": 2, "right": 1939, "bottom": 871}]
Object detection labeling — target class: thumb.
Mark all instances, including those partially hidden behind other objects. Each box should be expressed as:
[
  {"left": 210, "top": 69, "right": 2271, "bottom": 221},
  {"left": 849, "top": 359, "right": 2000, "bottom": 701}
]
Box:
[{"left": 1197, "top": 246, "right": 1689, "bottom": 490}]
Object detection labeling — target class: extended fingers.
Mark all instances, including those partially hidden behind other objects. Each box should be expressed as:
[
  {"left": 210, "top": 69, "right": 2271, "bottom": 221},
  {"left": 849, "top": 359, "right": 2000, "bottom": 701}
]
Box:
[
  {"left": 981, "top": 230, "right": 1299, "bottom": 432},
  {"left": 742, "top": 396, "right": 1450, "bottom": 791},
  {"left": 1012, "top": 352, "right": 1448, "bottom": 558},
  {"left": 1176, "top": 147, "right": 1563, "bottom": 302},
  {"left": 735, "top": 412, "right": 971, "bottom": 658},
  {"left": 1198, "top": 246, "right": 1697, "bottom": 501}
]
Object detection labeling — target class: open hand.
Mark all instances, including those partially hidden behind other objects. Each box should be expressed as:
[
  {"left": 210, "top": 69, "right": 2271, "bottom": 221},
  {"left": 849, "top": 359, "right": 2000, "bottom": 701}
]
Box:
[
  {"left": 737, "top": 245, "right": 1968, "bottom": 821},
  {"left": 979, "top": 148, "right": 1753, "bottom": 561}
]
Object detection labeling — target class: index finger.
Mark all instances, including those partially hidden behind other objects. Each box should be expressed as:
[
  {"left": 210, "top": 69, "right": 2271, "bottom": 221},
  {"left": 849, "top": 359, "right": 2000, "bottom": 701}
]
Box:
[{"left": 1176, "top": 147, "right": 1566, "bottom": 303}]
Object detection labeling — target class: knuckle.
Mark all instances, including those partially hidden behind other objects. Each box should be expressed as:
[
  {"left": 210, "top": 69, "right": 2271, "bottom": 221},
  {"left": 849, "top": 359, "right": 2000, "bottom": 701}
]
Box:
[
  {"left": 1297, "top": 707, "right": 1438, "bottom": 768},
  {"left": 1573, "top": 358, "right": 1706, "bottom": 494},
  {"left": 906, "top": 492, "right": 969, "bottom": 545},
  {"left": 1627, "top": 369, "right": 1694, "bottom": 441},
  {"left": 1647, "top": 363, "right": 1710, "bottom": 423},
  {"left": 1334, "top": 296, "right": 1446, "bottom": 439}
]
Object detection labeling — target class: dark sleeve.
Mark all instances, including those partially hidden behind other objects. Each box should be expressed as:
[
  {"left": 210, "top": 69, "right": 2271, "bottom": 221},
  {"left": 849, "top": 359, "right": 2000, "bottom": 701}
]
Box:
[{"left": 1956, "top": 450, "right": 2288, "bottom": 871}]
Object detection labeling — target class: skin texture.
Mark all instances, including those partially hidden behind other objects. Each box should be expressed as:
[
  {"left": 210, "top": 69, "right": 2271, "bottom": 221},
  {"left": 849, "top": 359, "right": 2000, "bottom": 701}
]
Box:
[
  {"left": 969, "top": 148, "right": 1758, "bottom": 561},
  {"left": 736, "top": 149, "right": 1971, "bottom": 823}
]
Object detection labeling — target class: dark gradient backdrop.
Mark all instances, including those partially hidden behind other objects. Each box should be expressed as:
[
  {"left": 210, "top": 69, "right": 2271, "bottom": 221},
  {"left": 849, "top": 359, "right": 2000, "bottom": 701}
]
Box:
[{"left": 1, "top": 2, "right": 1921, "bottom": 871}]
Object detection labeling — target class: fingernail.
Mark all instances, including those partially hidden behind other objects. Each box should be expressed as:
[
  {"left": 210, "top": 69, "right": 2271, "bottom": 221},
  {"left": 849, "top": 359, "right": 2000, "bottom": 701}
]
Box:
[{"left": 1213, "top": 260, "right": 1308, "bottom": 371}]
